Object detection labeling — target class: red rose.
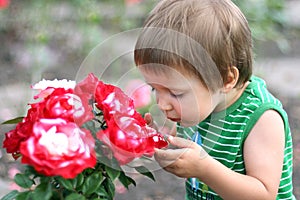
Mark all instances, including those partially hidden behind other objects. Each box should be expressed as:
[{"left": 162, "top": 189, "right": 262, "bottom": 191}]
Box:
[
  {"left": 2, "top": 107, "right": 40, "bottom": 159},
  {"left": 95, "top": 80, "right": 167, "bottom": 165},
  {"left": 144, "top": 132, "right": 169, "bottom": 156},
  {"left": 113, "top": 115, "right": 167, "bottom": 156},
  {"left": 20, "top": 118, "right": 96, "bottom": 179},
  {"left": 95, "top": 82, "right": 139, "bottom": 123},
  {"left": 75, "top": 73, "right": 99, "bottom": 100},
  {"left": 33, "top": 88, "right": 56, "bottom": 100},
  {"left": 97, "top": 114, "right": 167, "bottom": 165},
  {"left": 94, "top": 81, "right": 115, "bottom": 104},
  {"left": 32, "top": 88, "right": 94, "bottom": 126},
  {"left": 97, "top": 119, "right": 145, "bottom": 165},
  {"left": 3, "top": 123, "right": 30, "bottom": 159}
]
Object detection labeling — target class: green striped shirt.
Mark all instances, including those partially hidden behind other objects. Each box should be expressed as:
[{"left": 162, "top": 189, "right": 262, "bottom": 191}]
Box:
[{"left": 177, "top": 76, "right": 295, "bottom": 200}]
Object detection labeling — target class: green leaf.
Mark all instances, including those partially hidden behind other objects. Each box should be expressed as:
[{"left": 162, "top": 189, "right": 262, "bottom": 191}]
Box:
[
  {"left": 24, "top": 165, "right": 37, "bottom": 176},
  {"left": 134, "top": 166, "right": 155, "bottom": 181},
  {"left": 94, "top": 186, "right": 109, "bottom": 199},
  {"left": 1, "top": 117, "right": 24, "bottom": 124},
  {"left": 72, "top": 173, "right": 84, "bottom": 189},
  {"left": 55, "top": 176, "right": 74, "bottom": 191},
  {"left": 0, "top": 190, "right": 19, "bottom": 200},
  {"left": 104, "top": 165, "right": 120, "bottom": 181},
  {"left": 31, "top": 182, "right": 52, "bottom": 200},
  {"left": 65, "top": 193, "right": 86, "bottom": 200},
  {"left": 16, "top": 191, "right": 32, "bottom": 200},
  {"left": 39, "top": 176, "right": 51, "bottom": 184},
  {"left": 104, "top": 177, "right": 115, "bottom": 200},
  {"left": 14, "top": 173, "right": 34, "bottom": 188},
  {"left": 82, "top": 172, "right": 103, "bottom": 195},
  {"left": 118, "top": 171, "right": 136, "bottom": 189}
]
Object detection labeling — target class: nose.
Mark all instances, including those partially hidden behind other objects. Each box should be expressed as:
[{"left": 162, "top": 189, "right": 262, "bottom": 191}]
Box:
[{"left": 157, "top": 95, "right": 172, "bottom": 112}]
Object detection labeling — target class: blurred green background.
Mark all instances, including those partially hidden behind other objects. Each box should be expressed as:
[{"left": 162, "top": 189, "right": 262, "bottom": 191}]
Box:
[{"left": 0, "top": 0, "right": 299, "bottom": 199}]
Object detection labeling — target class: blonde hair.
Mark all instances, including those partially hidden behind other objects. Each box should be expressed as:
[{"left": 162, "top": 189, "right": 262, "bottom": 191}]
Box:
[{"left": 134, "top": 0, "right": 253, "bottom": 91}]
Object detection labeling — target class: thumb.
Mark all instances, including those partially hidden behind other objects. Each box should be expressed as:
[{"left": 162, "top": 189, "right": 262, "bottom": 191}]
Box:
[
  {"left": 144, "top": 113, "right": 158, "bottom": 130},
  {"left": 167, "top": 136, "right": 194, "bottom": 149},
  {"left": 144, "top": 113, "right": 153, "bottom": 125}
]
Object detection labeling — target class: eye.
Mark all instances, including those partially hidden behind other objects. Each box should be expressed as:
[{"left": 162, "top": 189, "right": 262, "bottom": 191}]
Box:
[{"left": 170, "top": 92, "right": 183, "bottom": 98}]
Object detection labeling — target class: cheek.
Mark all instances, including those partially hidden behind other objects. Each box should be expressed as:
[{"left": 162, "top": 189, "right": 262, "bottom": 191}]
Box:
[
  {"left": 180, "top": 94, "right": 200, "bottom": 111},
  {"left": 177, "top": 98, "right": 199, "bottom": 119},
  {"left": 182, "top": 106, "right": 200, "bottom": 120},
  {"left": 180, "top": 95, "right": 214, "bottom": 122},
  {"left": 196, "top": 97, "right": 216, "bottom": 120}
]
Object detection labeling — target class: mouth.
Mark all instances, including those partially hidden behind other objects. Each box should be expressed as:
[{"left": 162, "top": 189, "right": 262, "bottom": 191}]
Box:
[{"left": 167, "top": 117, "right": 181, "bottom": 122}]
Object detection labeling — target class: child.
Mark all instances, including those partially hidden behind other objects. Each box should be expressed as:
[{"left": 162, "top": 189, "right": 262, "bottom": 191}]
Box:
[{"left": 134, "top": 0, "right": 295, "bottom": 199}]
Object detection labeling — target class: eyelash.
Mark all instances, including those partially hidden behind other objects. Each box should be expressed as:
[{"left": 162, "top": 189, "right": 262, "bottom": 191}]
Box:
[
  {"left": 170, "top": 93, "right": 183, "bottom": 98},
  {"left": 151, "top": 87, "right": 183, "bottom": 98}
]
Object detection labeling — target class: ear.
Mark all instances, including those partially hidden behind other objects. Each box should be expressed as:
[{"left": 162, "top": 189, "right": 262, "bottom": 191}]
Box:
[{"left": 221, "top": 66, "right": 239, "bottom": 93}]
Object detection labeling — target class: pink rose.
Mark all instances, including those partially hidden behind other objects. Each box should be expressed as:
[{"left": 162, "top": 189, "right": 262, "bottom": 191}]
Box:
[
  {"left": 0, "top": 0, "right": 9, "bottom": 9},
  {"left": 125, "top": 79, "right": 152, "bottom": 108},
  {"left": 125, "top": 0, "right": 141, "bottom": 6}
]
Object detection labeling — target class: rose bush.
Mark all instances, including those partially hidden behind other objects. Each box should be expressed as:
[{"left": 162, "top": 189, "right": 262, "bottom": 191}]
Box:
[{"left": 1, "top": 73, "right": 168, "bottom": 200}]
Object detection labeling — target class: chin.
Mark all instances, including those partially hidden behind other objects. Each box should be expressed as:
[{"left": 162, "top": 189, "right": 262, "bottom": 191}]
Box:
[{"left": 179, "top": 120, "right": 199, "bottom": 127}]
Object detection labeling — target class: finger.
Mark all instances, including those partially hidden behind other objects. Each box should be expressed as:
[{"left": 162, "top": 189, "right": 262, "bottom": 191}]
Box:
[
  {"left": 167, "top": 136, "right": 194, "bottom": 149},
  {"left": 144, "top": 113, "right": 153, "bottom": 125},
  {"left": 158, "top": 159, "right": 175, "bottom": 168},
  {"left": 144, "top": 113, "right": 159, "bottom": 130},
  {"left": 154, "top": 150, "right": 176, "bottom": 168},
  {"left": 167, "top": 136, "right": 208, "bottom": 159},
  {"left": 169, "top": 123, "right": 177, "bottom": 136},
  {"left": 154, "top": 148, "right": 188, "bottom": 161}
]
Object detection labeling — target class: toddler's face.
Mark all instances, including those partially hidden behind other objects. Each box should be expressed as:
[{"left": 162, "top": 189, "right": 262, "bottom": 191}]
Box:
[{"left": 139, "top": 67, "right": 220, "bottom": 127}]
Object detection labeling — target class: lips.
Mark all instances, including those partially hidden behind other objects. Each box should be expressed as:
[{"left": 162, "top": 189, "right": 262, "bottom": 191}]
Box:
[{"left": 167, "top": 117, "right": 181, "bottom": 122}]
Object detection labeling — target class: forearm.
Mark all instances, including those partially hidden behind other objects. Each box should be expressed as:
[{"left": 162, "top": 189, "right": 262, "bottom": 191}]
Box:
[{"left": 199, "top": 156, "right": 276, "bottom": 200}]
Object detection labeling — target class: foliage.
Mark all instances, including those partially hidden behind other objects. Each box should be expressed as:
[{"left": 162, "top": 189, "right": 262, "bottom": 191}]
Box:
[
  {"left": 0, "top": 0, "right": 290, "bottom": 88},
  {"left": 234, "top": 0, "right": 286, "bottom": 39},
  {"left": 1, "top": 163, "right": 156, "bottom": 200},
  {"left": 233, "top": 0, "right": 289, "bottom": 51},
  {"left": 0, "top": 0, "right": 288, "bottom": 58}
]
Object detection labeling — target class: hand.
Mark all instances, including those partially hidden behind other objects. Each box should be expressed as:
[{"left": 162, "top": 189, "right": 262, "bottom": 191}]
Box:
[{"left": 154, "top": 136, "right": 209, "bottom": 178}]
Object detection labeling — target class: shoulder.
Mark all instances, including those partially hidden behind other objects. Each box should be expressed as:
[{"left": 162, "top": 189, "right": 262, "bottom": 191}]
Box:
[
  {"left": 248, "top": 109, "right": 285, "bottom": 137},
  {"left": 245, "top": 75, "right": 281, "bottom": 106},
  {"left": 244, "top": 109, "right": 285, "bottom": 169},
  {"left": 244, "top": 109, "right": 285, "bottom": 158},
  {"left": 242, "top": 76, "right": 289, "bottom": 133},
  {"left": 243, "top": 109, "right": 285, "bottom": 198}
]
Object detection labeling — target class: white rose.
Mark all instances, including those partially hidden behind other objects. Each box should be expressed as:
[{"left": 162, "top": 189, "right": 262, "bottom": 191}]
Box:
[{"left": 32, "top": 79, "right": 76, "bottom": 90}]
